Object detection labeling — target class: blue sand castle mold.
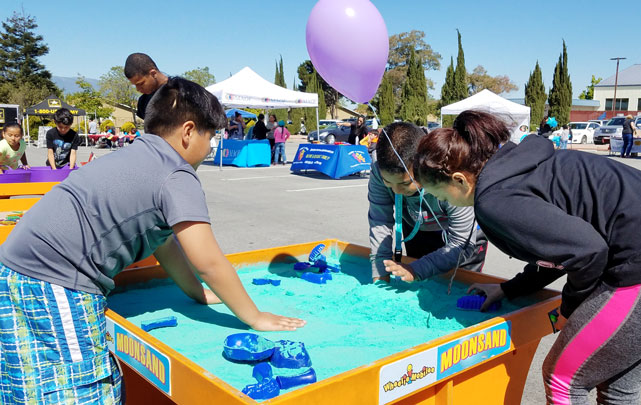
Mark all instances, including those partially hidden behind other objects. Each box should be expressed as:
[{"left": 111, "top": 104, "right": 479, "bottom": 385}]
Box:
[
  {"left": 252, "top": 363, "right": 273, "bottom": 382},
  {"left": 253, "top": 278, "right": 281, "bottom": 286},
  {"left": 301, "top": 272, "right": 332, "bottom": 284},
  {"left": 242, "top": 378, "right": 280, "bottom": 400},
  {"left": 270, "top": 340, "right": 312, "bottom": 369},
  {"left": 456, "top": 295, "right": 501, "bottom": 312},
  {"left": 141, "top": 316, "right": 178, "bottom": 332},
  {"left": 223, "top": 333, "right": 275, "bottom": 361},
  {"left": 276, "top": 368, "right": 317, "bottom": 389},
  {"left": 293, "top": 262, "right": 312, "bottom": 271}
]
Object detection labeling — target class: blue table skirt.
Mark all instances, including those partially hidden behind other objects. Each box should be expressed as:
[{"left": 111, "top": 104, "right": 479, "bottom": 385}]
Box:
[
  {"left": 290, "top": 144, "right": 371, "bottom": 179},
  {"left": 213, "top": 139, "right": 271, "bottom": 167}
]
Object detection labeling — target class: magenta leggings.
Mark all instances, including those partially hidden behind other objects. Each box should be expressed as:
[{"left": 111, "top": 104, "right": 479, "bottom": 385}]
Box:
[{"left": 543, "top": 283, "right": 641, "bottom": 404}]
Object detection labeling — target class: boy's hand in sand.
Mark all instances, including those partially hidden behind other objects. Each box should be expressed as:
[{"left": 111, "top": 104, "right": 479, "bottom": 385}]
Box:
[
  {"left": 383, "top": 260, "right": 416, "bottom": 282},
  {"left": 250, "top": 312, "right": 306, "bottom": 331}
]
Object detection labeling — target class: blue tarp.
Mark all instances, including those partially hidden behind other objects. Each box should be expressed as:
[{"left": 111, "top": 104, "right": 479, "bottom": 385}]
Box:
[
  {"left": 290, "top": 144, "right": 371, "bottom": 179},
  {"left": 225, "top": 108, "right": 257, "bottom": 119}
]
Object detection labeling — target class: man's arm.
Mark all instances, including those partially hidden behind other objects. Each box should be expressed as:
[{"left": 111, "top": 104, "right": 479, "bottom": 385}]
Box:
[{"left": 367, "top": 162, "right": 396, "bottom": 280}]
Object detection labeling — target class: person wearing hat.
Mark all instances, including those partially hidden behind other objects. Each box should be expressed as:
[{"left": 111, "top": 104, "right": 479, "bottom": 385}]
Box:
[{"left": 273, "top": 120, "right": 291, "bottom": 165}]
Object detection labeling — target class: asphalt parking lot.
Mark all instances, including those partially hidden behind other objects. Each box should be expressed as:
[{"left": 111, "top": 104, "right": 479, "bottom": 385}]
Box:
[{"left": 23, "top": 137, "right": 641, "bottom": 404}]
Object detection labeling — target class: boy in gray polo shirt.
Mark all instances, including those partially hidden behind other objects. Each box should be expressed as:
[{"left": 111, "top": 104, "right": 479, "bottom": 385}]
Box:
[{"left": 0, "top": 77, "right": 305, "bottom": 403}]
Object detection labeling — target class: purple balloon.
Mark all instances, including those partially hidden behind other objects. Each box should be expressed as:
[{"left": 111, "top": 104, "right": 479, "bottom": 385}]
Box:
[{"left": 306, "top": 0, "right": 388, "bottom": 104}]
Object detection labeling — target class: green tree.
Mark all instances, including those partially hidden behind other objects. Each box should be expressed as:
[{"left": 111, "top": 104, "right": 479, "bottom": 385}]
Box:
[
  {"left": 453, "top": 29, "right": 468, "bottom": 101},
  {"left": 271, "top": 57, "right": 288, "bottom": 129},
  {"left": 99, "top": 66, "right": 138, "bottom": 123},
  {"left": 378, "top": 72, "right": 395, "bottom": 126},
  {"left": 0, "top": 11, "right": 57, "bottom": 93},
  {"left": 274, "top": 56, "right": 286, "bottom": 88},
  {"left": 467, "top": 65, "right": 518, "bottom": 95},
  {"left": 298, "top": 60, "right": 341, "bottom": 118},
  {"left": 399, "top": 49, "right": 428, "bottom": 125},
  {"left": 182, "top": 67, "right": 216, "bottom": 87},
  {"left": 548, "top": 41, "right": 572, "bottom": 126},
  {"left": 304, "top": 72, "right": 327, "bottom": 132},
  {"left": 386, "top": 30, "right": 441, "bottom": 112},
  {"left": 524, "top": 61, "right": 547, "bottom": 130},
  {"left": 578, "top": 75, "right": 601, "bottom": 100},
  {"left": 439, "top": 57, "right": 456, "bottom": 108},
  {"left": 65, "top": 76, "right": 113, "bottom": 120}
]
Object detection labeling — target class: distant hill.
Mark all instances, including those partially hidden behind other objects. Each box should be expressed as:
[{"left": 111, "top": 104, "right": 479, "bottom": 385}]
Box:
[{"left": 52, "top": 76, "right": 100, "bottom": 94}]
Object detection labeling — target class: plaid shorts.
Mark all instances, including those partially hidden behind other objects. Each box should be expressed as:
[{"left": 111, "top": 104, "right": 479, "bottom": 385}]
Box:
[{"left": 0, "top": 264, "right": 122, "bottom": 404}]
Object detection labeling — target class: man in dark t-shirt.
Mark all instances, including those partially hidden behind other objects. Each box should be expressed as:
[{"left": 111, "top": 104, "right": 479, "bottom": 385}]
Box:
[
  {"left": 46, "top": 108, "right": 81, "bottom": 169},
  {"left": 124, "top": 53, "right": 168, "bottom": 120}
]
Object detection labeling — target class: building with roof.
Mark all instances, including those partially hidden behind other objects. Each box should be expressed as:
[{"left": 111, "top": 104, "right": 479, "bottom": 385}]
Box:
[{"left": 593, "top": 63, "right": 641, "bottom": 118}]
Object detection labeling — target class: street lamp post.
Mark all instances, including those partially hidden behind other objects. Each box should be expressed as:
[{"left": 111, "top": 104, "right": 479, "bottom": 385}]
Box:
[{"left": 610, "top": 57, "right": 626, "bottom": 117}]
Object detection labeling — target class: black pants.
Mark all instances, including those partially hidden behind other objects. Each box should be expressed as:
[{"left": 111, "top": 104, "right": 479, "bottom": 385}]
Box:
[
  {"left": 268, "top": 138, "right": 275, "bottom": 162},
  {"left": 402, "top": 220, "right": 487, "bottom": 272}
]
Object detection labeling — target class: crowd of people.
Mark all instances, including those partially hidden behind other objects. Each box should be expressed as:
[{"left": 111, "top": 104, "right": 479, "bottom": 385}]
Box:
[{"left": 2, "top": 50, "right": 641, "bottom": 404}]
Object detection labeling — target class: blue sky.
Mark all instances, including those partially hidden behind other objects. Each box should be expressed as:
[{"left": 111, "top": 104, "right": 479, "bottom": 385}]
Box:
[{"left": 1, "top": 0, "right": 636, "bottom": 100}]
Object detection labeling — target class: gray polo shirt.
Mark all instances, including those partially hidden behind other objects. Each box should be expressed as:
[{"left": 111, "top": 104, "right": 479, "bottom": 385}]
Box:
[{"left": 0, "top": 135, "right": 210, "bottom": 295}]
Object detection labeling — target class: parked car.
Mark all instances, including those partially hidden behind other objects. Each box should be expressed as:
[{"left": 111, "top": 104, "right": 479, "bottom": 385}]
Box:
[
  {"left": 568, "top": 121, "right": 599, "bottom": 144},
  {"left": 365, "top": 118, "right": 380, "bottom": 128},
  {"left": 588, "top": 119, "right": 608, "bottom": 127},
  {"left": 307, "top": 123, "right": 352, "bottom": 144},
  {"left": 593, "top": 116, "right": 628, "bottom": 145},
  {"left": 319, "top": 119, "right": 339, "bottom": 128}
]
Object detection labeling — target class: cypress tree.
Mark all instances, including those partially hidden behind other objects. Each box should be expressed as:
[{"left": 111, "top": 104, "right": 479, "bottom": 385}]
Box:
[
  {"left": 524, "top": 61, "right": 547, "bottom": 131},
  {"left": 400, "top": 49, "right": 428, "bottom": 125},
  {"left": 378, "top": 72, "right": 395, "bottom": 126},
  {"left": 548, "top": 41, "right": 572, "bottom": 126},
  {"left": 440, "top": 57, "right": 455, "bottom": 108},
  {"left": 304, "top": 72, "right": 326, "bottom": 132},
  {"left": 453, "top": 29, "right": 468, "bottom": 101}
]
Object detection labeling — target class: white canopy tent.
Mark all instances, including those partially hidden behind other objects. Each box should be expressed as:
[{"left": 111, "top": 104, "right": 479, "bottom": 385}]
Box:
[
  {"left": 440, "top": 89, "right": 531, "bottom": 143},
  {"left": 206, "top": 67, "right": 319, "bottom": 169}
]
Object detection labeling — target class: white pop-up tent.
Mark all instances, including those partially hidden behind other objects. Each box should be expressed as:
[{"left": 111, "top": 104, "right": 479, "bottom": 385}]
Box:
[
  {"left": 441, "top": 89, "right": 531, "bottom": 143},
  {"left": 206, "top": 67, "right": 319, "bottom": 169},
  {"left": 206, "top": 67, "right": 318, "bottom": 109}
]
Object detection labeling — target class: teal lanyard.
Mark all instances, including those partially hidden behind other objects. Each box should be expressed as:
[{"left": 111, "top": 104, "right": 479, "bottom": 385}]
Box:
[{"left": 394, "top": 189, "right": 423, "bottom": 262}]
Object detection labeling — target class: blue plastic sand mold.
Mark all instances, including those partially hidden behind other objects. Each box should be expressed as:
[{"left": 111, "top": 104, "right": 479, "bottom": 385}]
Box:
[
  {"left": 223, "top": 334, "right": 317, "bottom": 400},
  {"left": 252, "top": 278, "right": 281, "bottom": 286},
  {"left": 270, "top": 340, "right": 312, "bottom": 369},
  {"left": 141, "top": 316, "right": 178, "bottom": 332},
  {"left": 456, "top": 295, "right": 501, "bottom": 312},
  {"left": 301, "top": 271, "right": 332, "bottom": 284},
  {"left": 276, "top": 368, "right": 317, "bottom": 389},
  {"left": 223, "top": 333, "right": 275, "bottom": 362},
  {"left": 308, "top": 243, "right": 326, "bottom": 263}
]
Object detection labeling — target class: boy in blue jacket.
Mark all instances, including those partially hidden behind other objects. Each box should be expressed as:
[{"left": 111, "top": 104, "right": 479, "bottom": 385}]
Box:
[{"left": 0, "top": 77, "right": 304, "bottom": 403}]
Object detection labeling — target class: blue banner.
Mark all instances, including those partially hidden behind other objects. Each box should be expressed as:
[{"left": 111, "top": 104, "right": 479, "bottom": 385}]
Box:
[
  {"left": 291, "top": 143, "right": 371, "bottom": 179},
  {"left": 214, "top": 139, "right": 270, "bottom": 167},
  {"left": 436, "top": 321, "right": 512, "bottom": 380}
]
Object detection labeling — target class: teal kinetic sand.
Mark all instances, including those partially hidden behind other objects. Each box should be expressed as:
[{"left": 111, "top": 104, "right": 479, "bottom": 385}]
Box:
[{"left": 107, "top": 255, "right": 525, "bottom": 396}]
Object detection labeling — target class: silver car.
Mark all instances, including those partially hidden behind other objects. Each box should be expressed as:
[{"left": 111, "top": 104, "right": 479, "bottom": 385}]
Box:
[{"left": 594, "top": 116, "right": 641, "bottom": 145}]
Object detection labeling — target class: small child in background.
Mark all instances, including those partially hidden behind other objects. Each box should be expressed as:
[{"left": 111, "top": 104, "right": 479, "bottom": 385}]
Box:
[
  {"left": 273, "top": 120, "right": 291, "bottom": 165},
  {"left": 360, "top": 130, "right": 379, "bottom": 155},
  {"left": 0, "top": 122, "right": 30, "bottom": 173}
]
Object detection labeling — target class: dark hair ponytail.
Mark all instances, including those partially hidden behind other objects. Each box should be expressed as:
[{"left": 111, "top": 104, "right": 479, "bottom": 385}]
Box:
[{"left": 414, "top": 110, "right": 510, "bottom": 185}]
